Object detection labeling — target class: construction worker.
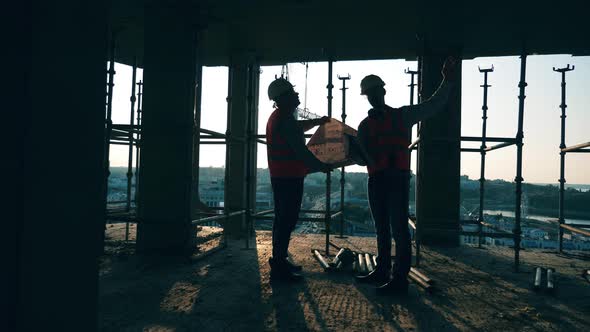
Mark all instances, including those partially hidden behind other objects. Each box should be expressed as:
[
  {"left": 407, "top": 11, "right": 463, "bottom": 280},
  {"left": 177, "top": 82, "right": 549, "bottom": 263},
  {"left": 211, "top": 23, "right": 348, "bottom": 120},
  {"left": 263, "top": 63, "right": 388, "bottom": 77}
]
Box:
[
  {"left": 266, "top": 78, "right": 331, "bottom": 282},
  {"left": 354, "top": 57, "right": 458, "bottom": 295}
]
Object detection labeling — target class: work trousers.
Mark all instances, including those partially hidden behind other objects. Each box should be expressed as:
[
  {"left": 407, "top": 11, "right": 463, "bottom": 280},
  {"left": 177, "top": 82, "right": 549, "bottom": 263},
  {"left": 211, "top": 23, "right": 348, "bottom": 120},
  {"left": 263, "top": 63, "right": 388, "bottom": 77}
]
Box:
[
  {"left": 271, "top": 177, "right": 304, "bottom": 260},
  {"left": 368, "top": 170, "right": 411, "bottom": 277}
]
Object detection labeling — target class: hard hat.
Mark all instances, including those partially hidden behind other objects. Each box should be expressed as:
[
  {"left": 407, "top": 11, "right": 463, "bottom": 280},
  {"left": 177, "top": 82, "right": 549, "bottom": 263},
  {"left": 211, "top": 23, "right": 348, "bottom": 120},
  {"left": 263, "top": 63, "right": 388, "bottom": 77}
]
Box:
[
  {"left": 360, "top": 75, "right": 385, "bottom": 95},
  {"left": 268, "top": 78, "right": 295, "bottom": 100}
]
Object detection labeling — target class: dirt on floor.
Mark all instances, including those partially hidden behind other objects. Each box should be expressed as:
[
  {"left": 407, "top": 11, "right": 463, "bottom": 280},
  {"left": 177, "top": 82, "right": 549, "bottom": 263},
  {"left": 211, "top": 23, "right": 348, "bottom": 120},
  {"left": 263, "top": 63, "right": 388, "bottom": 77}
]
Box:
[{"left": 99, "top": 226, "right": 590, "bottom": 332}]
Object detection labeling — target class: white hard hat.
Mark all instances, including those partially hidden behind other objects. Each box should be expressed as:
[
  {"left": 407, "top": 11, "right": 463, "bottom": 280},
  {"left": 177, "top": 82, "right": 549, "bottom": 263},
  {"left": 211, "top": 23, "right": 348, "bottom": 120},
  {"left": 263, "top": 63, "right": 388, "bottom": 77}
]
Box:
[
  {"left": 360, "top": 75, "right": 385, "bottom": 95},
  {"left": 268, "top": 78, "right": 295, "bottom": 100}
]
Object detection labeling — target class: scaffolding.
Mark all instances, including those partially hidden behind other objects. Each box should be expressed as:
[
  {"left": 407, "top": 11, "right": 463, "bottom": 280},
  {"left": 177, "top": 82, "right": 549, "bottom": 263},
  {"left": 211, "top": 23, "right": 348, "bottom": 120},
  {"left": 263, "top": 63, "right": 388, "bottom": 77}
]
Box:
[
  {"left": 103, "top": 35, "right": 143, "bottom": 244},
  {"left": 410, "top": 55, "right": 529, "bottom": 271},
  {"left": 553, "top": 65, "right": 590, "bottom": 252}
]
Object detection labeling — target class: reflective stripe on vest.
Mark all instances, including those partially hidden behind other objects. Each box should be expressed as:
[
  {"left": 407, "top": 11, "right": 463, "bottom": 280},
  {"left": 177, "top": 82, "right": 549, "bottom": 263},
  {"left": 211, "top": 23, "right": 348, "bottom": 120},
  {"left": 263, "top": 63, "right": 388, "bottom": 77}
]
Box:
[
  {"left": 266, "top": 109, "right": 308, "bottom": 178},
  {"left": 366, "top": 109, "right": 410, "bottom": 175}
]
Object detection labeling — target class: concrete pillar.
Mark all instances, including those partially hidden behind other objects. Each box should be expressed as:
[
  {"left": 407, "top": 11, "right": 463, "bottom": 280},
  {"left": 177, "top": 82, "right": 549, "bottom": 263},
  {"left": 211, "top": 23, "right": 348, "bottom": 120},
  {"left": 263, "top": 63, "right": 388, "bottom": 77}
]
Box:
[
  {"left": 20, "top": 2, "right": 107, "bottom": 330},
  {"left": 416, "top": 54, "right": 462, "bottom": 246},
  {"left": 224, "top": 55, "right": 258, "bottom": 237},
  {"left": 136, "top": 3, "right": 197, "bottom": 254}
]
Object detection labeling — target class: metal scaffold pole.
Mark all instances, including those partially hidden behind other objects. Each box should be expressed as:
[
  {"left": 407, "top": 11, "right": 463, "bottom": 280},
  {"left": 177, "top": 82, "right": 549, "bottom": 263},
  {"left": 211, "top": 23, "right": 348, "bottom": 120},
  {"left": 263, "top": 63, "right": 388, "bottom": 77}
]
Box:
[
  {"left": 244, "top": 60, "right": 256, "bottom": 249},
  {"left": 406, "top": 64, "right": 420, "bottom": 266},
  {"left": 477, "top": 66, "right": 494, "bottom": 248},
  {"left": 104, "top": 36, "right": 116, "bottom": 198},
  {"left": 514, "top": 54, "right": 527, "bottom": 272},
  {"left": 553, "top": 64, "right": 574, "bottom": 253},
  {"left": 325, "top": 59, "right": 334, "bottom": 255},
  {"left": 337, "top": 74, "right": 350, "bottom": 239},
  {"left": 125, "top": 57, "right": 138, "bottom": 242},
  {"left": 135, "top": 80, "right": 143, "bottom": 207}
]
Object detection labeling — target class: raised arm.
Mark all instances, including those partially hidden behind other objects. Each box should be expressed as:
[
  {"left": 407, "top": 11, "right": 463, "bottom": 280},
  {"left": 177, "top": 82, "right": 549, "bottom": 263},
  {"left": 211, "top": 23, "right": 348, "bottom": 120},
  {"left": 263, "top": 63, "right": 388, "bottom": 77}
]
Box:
[
  {"left": 298, "top": 116, "right": 330, "bottom": 132},
  {"left": 402, "top": 57, "right": 458, "bottom": 127},
  {"left": 402, "top": 80, "right": 453, "bottom": 126}
]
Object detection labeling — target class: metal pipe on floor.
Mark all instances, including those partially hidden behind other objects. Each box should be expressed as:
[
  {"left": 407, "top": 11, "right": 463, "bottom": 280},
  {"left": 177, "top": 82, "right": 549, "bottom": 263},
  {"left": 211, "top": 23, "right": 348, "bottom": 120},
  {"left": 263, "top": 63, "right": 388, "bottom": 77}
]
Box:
[
  {"left": 313, "top": 249, "right": 331, "bottom": 270},
  {"left": 357, "top": 252, "right": 367, "bottom": 275},
  {"left": 533, "top": 267, "right": 542, "bottom": 290},
  {"left": 364, "top": 253, "right": 374, "bottom": 273},
  {"left": 547, "top": 268, "right": 555, "bottom": 292},
  {"left": 410, "top": 267, "right": 433, "bottom": 285}
]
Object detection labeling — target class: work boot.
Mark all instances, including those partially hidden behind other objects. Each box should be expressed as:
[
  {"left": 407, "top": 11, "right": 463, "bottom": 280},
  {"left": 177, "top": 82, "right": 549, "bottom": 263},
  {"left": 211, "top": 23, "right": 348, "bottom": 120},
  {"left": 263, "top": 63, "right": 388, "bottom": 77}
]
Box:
[
  {"left": 355, "top": 269, "right": 389, "bottom": 284},
  {"left": 269, "top": 257, "right": 303, "bottom": 282},
  {"left": 375, "top": 275, "right": 409, "bottom": 296},
  {"left": 286, "top": 256, "right": 302, "bottom": 272}
]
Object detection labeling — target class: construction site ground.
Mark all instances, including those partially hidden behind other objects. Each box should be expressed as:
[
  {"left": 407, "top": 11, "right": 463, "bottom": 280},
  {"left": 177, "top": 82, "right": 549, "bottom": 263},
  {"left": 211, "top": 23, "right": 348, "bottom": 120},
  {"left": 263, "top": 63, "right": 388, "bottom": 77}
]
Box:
[{"left": 100, "top": 225, "right": 590, "bottom": 331}]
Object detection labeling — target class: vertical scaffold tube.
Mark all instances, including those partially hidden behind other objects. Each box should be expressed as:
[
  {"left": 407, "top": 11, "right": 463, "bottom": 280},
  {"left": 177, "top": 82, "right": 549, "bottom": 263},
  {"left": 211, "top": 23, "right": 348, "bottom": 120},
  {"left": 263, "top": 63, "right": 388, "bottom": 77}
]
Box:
[
  {"left": 514, "top": 54, "right": 527, "bottom": 272},
  {"left": 325, "top": 59, "right": 333, "bottom": 255},
  {"left": 337, "top": 74, "right": 350, "bottom": 238},
  {"left": 125, "top": 58, "right": 137, "bottom": 242},
  {"left": 553, "top": 65, "right": 574, "bottom": 252},
  {"left": 135, "top": 80, "right": 143, "bottom": 208},
  {"left": 478, "top": 66, "right": 493, "bottom": 248}
]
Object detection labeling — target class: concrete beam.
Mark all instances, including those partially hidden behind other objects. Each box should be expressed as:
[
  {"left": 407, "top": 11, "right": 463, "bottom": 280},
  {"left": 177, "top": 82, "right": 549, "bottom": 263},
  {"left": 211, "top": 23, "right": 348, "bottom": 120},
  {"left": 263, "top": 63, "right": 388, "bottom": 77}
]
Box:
[
  {"left": 416, "top": 54, "right": 461, "bottom": 246},
  {"left": 20, "top": 2, "right": 107, "bottom": 330},
  {"left": 136, "top": 3, "right": 197, "bottom": 254}
]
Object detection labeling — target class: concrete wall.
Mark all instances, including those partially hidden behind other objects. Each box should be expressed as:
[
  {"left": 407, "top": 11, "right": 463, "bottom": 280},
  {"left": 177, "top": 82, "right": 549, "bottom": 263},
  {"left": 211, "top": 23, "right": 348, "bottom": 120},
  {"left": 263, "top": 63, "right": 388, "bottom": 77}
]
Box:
[{"left": 20, "top": 2, "right": 108, "bottom": 330}]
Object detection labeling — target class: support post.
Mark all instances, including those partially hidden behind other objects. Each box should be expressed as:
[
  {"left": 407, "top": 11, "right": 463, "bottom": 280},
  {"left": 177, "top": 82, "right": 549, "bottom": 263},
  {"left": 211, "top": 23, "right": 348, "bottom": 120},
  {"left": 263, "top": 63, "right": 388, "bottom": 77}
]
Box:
[
  {"left": 513, "top": 54, "right": 528, "bottom": 271},
  {"left": 337, "top": 74, "right": 350, "bottom": 239},
  {"left": 477, "top": 66, "right": 494, "bottom": 248},
  {"left": 405, "top": 66, "right": 420, "bottom": 265},
  {"left": 224, "top": 53, "right": 254, "bottom": 239},
  {"left": 134, "top": 80, "right": 143, "bottom": 208},
  {"left": 416, "top": 53, "right": 461, "bottom": 247},
  {"left": 553, "top": 64, "right": 574, "bottom": 253},
  {"left": 136, "top": 3, "right": 197, "bottom": 254},
  {"left": 325, "top": 59, "right": 334, "bottom": 255}
]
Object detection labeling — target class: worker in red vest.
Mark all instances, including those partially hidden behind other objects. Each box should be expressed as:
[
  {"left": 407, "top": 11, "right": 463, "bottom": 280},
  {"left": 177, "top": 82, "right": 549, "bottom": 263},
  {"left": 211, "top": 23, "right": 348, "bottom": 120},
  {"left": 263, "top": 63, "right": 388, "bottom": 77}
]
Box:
[
  {"left": 266, "top": 78, "right": 331, "bottom": 282},
  {"left": 354, "top": 57, "right": 457, "bottom": 295}
]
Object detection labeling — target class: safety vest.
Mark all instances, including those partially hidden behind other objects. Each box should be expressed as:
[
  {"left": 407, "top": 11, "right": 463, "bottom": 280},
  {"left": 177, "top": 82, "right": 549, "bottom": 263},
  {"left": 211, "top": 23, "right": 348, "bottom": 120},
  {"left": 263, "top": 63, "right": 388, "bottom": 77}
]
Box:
[
  {"left": 266, "top": 109, "right": 308, "bottom": 178},
  {"left": 365, "top": 108, "right": 410, "bottom": 175}
]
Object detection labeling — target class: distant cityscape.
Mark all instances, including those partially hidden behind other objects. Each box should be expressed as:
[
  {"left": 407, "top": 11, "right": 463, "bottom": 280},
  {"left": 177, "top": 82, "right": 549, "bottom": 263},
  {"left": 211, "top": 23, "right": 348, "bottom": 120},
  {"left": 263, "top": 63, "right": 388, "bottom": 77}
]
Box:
[{"left": 108, "top": 167, "right": 590, "bottom": 251}]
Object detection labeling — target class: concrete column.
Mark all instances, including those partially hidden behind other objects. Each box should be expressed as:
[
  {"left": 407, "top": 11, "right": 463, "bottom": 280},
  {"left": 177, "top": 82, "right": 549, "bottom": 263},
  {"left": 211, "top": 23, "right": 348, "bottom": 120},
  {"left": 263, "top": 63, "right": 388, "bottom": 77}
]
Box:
[
  {"left": 136, "top": 4, "right": 197, "bottom": 254},
  {"left": 20, "top": 2, "right": 107, "bottom": 330},
  {"left": 224, "top": 55, "right": 253, "bottom": 237},
  {"left": 416, "top": 54, "right": 462, "bottom": 246}
]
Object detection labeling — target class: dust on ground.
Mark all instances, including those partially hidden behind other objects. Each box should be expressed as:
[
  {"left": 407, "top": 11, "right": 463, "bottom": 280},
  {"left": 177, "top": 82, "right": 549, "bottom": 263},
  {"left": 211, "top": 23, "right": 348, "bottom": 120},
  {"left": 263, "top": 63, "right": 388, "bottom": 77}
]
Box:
[{"left": 99, "top": 225, "right": 590, "bottom": 331}]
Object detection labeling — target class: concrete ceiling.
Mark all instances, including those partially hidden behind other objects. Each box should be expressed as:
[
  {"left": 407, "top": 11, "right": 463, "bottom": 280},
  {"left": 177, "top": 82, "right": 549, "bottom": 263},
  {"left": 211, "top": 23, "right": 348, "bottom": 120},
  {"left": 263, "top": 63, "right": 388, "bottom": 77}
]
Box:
[{"left": 110, "top": 0, "right": 590, "bottom": 67}]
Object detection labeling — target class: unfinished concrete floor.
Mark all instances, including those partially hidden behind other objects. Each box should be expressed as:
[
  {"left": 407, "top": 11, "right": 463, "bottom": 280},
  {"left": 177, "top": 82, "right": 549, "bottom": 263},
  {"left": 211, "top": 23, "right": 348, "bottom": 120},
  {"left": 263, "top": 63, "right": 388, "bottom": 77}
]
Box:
[{"left": 99, "top": 226, "right": 590, "bottom": 331}]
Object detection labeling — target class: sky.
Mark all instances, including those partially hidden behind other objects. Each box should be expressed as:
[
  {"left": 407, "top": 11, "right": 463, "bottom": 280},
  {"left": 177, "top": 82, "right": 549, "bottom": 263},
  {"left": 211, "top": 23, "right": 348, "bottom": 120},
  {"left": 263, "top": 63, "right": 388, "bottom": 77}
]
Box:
[{"left": 108, "top": 55, "right": 589, "bottom": 185}]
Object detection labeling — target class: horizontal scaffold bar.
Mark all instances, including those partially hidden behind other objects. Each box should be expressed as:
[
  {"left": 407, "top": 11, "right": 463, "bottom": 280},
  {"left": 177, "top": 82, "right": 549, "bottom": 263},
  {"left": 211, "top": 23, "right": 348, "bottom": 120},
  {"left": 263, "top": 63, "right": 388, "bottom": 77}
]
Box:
[
  {"left": 486, "top": 141, "right": 516, "bottom": 152},
  {"left": 562, "top": 141, "right": 590, "bottom": 153},
  {"left": 408, "top": 138, "right": 421, "bottom": 150},
  {"left": 560, "top": 224, "right": 590, "bottom": 237},
  {"left": 461, "top": 148, "right": 481, "bottom": 153},
  {"left": 191, "top": 210, "right": 246, "bottom": 225},
  {"left": 461, "top": 136, "right": 517, "bottom": 143}
]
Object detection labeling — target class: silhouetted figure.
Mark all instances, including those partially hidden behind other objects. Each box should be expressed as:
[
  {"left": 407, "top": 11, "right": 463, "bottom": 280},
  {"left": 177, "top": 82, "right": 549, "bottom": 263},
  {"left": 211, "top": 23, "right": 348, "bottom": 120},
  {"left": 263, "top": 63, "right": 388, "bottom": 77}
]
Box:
[
  {"left": 354, "top": 57, "right": 457, "bottom": 295},
  {"left": 266, "top": 78, "right": 331, "bottom": 282}
]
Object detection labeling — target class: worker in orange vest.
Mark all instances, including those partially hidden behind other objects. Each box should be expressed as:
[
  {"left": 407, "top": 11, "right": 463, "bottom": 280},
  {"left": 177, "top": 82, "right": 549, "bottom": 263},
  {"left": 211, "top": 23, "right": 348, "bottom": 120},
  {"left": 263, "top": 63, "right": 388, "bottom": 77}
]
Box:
[
  {"left": 266, "top": 78, "right": 331, "bottom": 282},
  {"left": 354, "top": 57, "right": 457, "bottom": 295}
]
